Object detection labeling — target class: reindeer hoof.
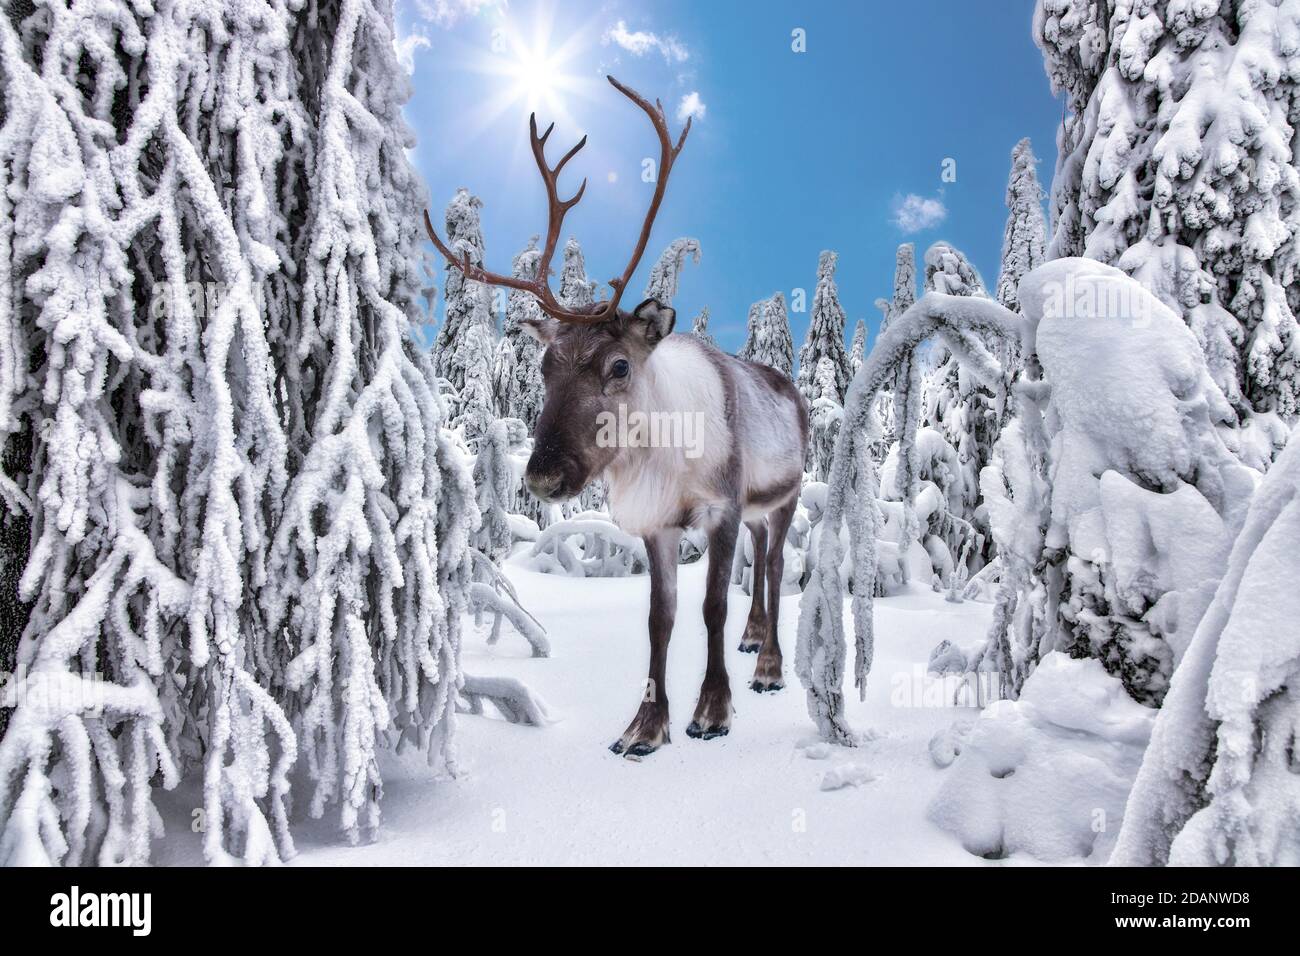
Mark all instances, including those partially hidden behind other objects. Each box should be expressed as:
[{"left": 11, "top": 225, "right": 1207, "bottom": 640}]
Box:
[
  {"left": 611, "top": 700, "right": 670, "bottom": 757},
  {"left": 750, "top": 679, "right": 784, "bottom": 694},
  {"left": 685, "top": 720, "right": 730, "bottom": 741},
  {"left": 610, "top": 739, "right": 663, "bottom": 757},
  {"left": 739, "top": 620, "right": 769, "bottom": 654}
]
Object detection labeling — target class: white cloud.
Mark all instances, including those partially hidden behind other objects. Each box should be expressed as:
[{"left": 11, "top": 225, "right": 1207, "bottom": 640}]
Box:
[
  {"left": 394, "top": 29, "right": 431, "bottom": 74},
  {"left": 602, "top": 19, "right": 690, "bottom": 63},
  {"left": 892, "top": 193, "right": 947, "bottom": 233},
  {"left": 415, "top": 0, "right": 500, "bottom": 28},
  {"left": 676, "top": 91, "right": 707, "bottom": 123}
]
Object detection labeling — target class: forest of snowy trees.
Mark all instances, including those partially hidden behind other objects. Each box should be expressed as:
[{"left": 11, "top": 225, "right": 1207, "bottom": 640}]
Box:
[{"left": 0, "top": 0, "right": 1297, "bottom": 870}]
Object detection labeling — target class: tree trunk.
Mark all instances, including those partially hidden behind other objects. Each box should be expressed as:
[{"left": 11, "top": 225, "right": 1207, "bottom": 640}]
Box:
[{"left": 0, "top": 423, "right": 32, "bottom": 742}]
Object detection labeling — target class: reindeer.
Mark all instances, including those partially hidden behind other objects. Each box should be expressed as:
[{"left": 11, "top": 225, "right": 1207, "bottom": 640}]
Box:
[{"left": 425, "top": 77, "right": 808, "bottom": 758}]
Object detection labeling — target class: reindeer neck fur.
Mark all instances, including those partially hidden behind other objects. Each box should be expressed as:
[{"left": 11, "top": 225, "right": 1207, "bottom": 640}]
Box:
[{"left": 603, "top": 335, "right": 733, "bottom": 536}]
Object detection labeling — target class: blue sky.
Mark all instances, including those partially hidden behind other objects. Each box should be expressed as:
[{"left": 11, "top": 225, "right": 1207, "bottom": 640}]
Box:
[{"left": 400, "top": 0, "right": 1060, "bottom": 352}]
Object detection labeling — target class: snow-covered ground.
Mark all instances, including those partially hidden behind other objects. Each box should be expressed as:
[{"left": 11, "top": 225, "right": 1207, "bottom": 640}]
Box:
[{"left": 155, "top": 557, "right": 999, "bottom": 866}]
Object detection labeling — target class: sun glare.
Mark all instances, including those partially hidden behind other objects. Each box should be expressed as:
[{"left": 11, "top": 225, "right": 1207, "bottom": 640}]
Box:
[{"left": 464, "top": 6, "right": 595, "bottom": 144}]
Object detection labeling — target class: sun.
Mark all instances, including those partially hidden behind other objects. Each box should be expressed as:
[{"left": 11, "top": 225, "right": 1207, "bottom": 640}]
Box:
[
  {"left": 506, "top": 41, "right": 566, "bottom": 110},
  {"left": 471, "top": 7, "right": 593, "bottom": 135}
]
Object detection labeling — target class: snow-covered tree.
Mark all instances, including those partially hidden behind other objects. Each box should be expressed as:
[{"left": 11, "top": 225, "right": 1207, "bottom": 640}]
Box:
[
  {"left": 1035, "top": 0, "right": 1300, "bottom": 438},
  {"left": 924, "top": 242, "right": 987, "bottom": 298},
  {"left": 472, "top": 420, "right": 515, "bottom": 564},
  {"left": 1111, "top": 426, "right": 1300, "bottom": 866},
  {"left": 432, "top": 188, "right": 496, "bottom": 390},
  {"left": 691, "top": 307, "right": 716, "bottom": 348},
  {"left": 796, "top": 251, "right": 853, "bottom": 406},
  {"left": 492, "top": 336, "right": 518, "bottom": 419},
  {"left": 849, "top": 319, "right": 867, "bottom": 376},
  {"left": 500, "top": 238, "right": 546, "bottom": 429},
  {"left": 876, "top": 242, "right": 918, "bottom": 334},
  {"left": 741, "top": 292, "right": 794, "bottom": 378},
  {"left": 430, "top": 191, "right": 496, "bottom": 442},
  {"left": 739, "top": 299, "right": 763, "bottom": 359},
  {"left": 0, "top": 428, "right": 29, "bottom": 742},
  {"left": 808, "top": 358, "right": 844, "bottom": 482},
  {"left": 870, "top": 244, "right": 917, "bottom": 462},
  {"left": 0, "top": 0, "right": 474, "bottom": 864},
  {"left": 452, "top": 316, "right": 497, "bottom": 444},
  {"left": 558, "top": 236, "right": 597, "bottom": 310},
  {"left": 996, "top": 138, "right": 1048, "bottom": 313},
  {"left": 920, "top": 244, "right": 1002, "bottom": 573},
  {"left": 982, "top": 259, "right": 1256, "bottom": 708},
  {"left": 644, "top": 237, "right": 700, "bottom": 305}
]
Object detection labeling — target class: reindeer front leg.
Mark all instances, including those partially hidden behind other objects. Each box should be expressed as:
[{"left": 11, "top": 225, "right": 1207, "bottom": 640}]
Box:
[{"left": 610, "top": 528, "right": 682, "bottom": 757}]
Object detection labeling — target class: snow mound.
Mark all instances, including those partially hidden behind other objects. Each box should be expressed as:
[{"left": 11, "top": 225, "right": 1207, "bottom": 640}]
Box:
[
  {"left": 927, "top": 653, "right": 1155, "bottom": 862},
  {"left": 820, "top": 763, "right": 877, "bottom": 791}
]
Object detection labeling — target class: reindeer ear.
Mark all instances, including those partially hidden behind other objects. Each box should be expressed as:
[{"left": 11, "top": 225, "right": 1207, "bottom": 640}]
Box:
[
  {"left": 630, "top": 298, "right": 676, "bottom": 346},
  {"left": 520, "top": 315, "right": 560, "bottom": 345}
]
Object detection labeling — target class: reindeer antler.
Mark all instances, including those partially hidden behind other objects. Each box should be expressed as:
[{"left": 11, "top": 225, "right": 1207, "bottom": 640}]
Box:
[{"left": 423, "top": 75, "right": 691, "bottom": 325}]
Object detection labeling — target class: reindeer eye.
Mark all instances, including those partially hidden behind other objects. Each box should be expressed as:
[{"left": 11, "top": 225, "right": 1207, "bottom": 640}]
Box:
[{"left": 611, "top": 359, "right": 630, "bottom": 379}]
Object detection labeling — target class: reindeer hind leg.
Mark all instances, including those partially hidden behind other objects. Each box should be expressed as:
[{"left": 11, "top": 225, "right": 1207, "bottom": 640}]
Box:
[
  {"left": 752, "top": 496, "right": 796, "bottom": 693},
  {"left": 738, "top": 519, "right": 768, "bottom": 653}
]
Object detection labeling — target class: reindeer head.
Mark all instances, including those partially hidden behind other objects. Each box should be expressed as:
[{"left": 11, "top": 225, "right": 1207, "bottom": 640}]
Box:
[
  {"left": 425, "top": 75, "right": 691, "bottom": 503},
  {"left": 519, "top": 298, "right": 675, "bottom": 501}
]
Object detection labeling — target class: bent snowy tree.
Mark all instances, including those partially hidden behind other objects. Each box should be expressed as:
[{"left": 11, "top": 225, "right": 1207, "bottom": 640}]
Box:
[{"left": 796, "top": 286, "right": 1026, "bottom": 743}]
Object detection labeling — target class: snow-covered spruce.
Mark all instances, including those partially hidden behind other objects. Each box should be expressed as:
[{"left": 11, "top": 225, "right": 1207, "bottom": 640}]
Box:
[
  {"left": 869, "top": 244, "right": 916, "bottom": 462},
  {"left": 1035, "top": 0, "right": 1300, "bottom": 438},
  {"left": 739, "top": 299, "right": 762, "bottom": 360},
  {"left": 472, "top": 421, "right": 515, "bottom": 564},
  {"left": 848, "top": 319, "right": 867, "bottom": 377},
  {"left": 557, "top": 236, "right": 597, "bottom": 310},
  {"left": 0, "top": 0, "right": 475, "bottom": 864},
  {"left": 995, "top": 138, "right": 1047, "bottom": 314},
  {"left": 879, "top": 426, "right": 981, "bottom": 592},
  {"left": 643, "top": 237, "right": 701, "bottom": 306},
  {"left": 691, "top": 307, "right": 716, "bottom": 348},
  {"left": 808, "top": 359, "right": 845, "bottom": 483},
  {"left": 432, "top": 189, "right": 498, "bottom": 444},
  {"left": 0, "top": 0, "right": 300, "bottom": 865},
  {"left": 879, "top": 242, "right": 917, "bottom": 334},
  {"left": 987, "top": 259, "right": 1257, "bottom": 707},
  {"left": 264, "top": 0, "right": 478, "bottom": 852},
  {"left": 796, "top": 288, "right": 1024, "bottom": 743},
  {"left": 796, "top": 251, "right": 853, "bottom": 406},
  {"left": 1111, "top": 426, "right": 1300, "bottom": 866},
  {"left": 969, "top": 159, "right": 1052, "bottom": 694},
  {"left": 919, "top": 242, "right": 1010, "bottom": 578},
  {"left": 499, "top": 238, "right": 546, "bottom": 429},
  {"left": 740, "top": 292, "right": 795, "bottom": 378}
]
